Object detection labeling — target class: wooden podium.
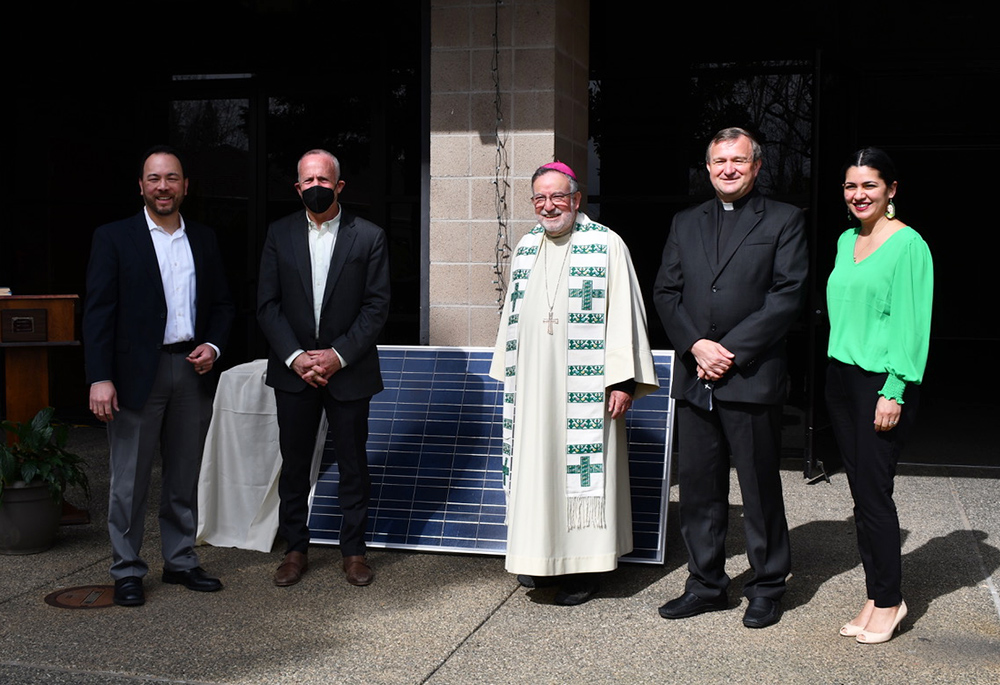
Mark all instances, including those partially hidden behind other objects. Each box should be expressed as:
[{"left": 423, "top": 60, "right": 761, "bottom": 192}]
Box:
[{"left": 0, "top": 295, "right": 80, "bottom": 425}]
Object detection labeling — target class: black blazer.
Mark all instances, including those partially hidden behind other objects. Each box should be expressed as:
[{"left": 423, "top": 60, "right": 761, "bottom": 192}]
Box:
[
  {"left": 654, "top": 192, "right": 808, "bottom": 404},
  {"left": 257, "top": 209, "right": 390, "bottom": 401},
  {"left": 83, "top": 211, "right": 235, "bottom": 410}
]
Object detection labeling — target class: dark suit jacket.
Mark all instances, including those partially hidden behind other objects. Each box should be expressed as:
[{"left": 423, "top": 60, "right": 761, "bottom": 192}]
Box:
[
  {"left": 256, "top": 209, "right": 390, "bottom": 401},
  {"left": 654, "top": 192, "right": 808, "bottom": 405},
  {"left": 83, "top": 211, "right": 235, "bottom": 410}
]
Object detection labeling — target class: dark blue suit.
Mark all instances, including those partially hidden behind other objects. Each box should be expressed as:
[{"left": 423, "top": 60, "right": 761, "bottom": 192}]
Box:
[{"left": 84, "top": 210, "right": 234, "bottom": 579}]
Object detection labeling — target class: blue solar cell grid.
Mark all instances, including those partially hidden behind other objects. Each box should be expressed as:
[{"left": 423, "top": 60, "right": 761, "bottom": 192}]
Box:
[{"left": 308, "top": 346, "right": 675, "bottom": 564}]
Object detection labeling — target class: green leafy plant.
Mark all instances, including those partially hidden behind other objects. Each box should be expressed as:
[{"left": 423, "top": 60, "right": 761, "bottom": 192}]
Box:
[{"left": 0, "top": 407, "right": 89, "bottom": 505}]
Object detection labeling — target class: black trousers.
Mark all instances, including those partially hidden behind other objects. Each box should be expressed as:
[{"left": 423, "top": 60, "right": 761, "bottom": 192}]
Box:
[
  {"left": 676, "top": 399, "right": 791, "bottom": 601},
  {"left": 825, "top": 361, "right": 919, "bottom": 607},
  {"left": 274, "top": 387, "right": 372, "bottom": 557}
]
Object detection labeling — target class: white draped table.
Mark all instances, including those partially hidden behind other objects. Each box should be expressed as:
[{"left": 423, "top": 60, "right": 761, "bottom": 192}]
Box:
[{"left": 196, "top": 360, "right": 326, "bottom": 552}]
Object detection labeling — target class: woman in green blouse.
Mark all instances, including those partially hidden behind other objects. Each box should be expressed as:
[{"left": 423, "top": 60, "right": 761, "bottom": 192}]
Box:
[{"left": 825, "top": 148, "right": 933, "bottom": 645}]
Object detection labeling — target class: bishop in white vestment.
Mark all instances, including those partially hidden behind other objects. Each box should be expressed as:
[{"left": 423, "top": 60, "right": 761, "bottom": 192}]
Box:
[{"left": 490, "top": 162, "right": 657, "bottom": 605}]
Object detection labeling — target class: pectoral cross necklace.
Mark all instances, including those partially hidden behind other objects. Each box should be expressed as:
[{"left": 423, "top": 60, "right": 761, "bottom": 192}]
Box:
[{"left": 542, "top": 235, "right": 572, "bottom": 335}]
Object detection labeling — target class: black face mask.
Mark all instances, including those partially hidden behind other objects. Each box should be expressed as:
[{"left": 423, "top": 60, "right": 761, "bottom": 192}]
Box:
[{"left": 301, "top": 185, "right": 336, "bottom": 214}]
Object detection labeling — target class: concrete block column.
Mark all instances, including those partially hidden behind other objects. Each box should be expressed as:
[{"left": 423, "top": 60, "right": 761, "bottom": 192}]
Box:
[{"left": 428, "top": 0, "right": 590, "bottom": 346}]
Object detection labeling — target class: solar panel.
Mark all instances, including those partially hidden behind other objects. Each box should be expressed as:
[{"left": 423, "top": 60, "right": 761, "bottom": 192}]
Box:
[{"left": 308, "top": 346, "right": 675, "bottom": 564}]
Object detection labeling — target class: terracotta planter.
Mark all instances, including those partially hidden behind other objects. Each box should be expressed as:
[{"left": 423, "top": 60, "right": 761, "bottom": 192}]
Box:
[{"left": 0, "top": 481, "right": 62, "bottom": 554}]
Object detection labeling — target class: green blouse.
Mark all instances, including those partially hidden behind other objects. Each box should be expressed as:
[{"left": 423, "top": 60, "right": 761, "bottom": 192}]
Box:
[{"left": 826, "top": 226, "right": 933, "bottom": 403}]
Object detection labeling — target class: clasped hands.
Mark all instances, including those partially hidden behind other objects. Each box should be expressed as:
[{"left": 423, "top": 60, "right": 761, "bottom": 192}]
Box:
[
  {"left": 292, "top": 349, "right": 342, "bottom": 388},
  {"left": 691, "top": 339, "right": 734, "bottom": 381}
]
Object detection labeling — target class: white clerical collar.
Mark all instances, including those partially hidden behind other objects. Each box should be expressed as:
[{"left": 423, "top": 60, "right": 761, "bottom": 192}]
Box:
[{"left": 719, "top": 191, "right": 756, "bottom": 212}]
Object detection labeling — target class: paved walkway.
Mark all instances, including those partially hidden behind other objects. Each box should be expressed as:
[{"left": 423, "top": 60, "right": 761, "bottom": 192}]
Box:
[{"left": 1, "top": 427, "right": 997, "bottom": 684}]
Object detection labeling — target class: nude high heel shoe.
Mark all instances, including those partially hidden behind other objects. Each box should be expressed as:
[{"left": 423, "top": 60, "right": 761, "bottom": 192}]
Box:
[
  {"left": 840, "top": 599, "right": 875, "bottom": 637},
  {"left": 856, "top": 601, "right": 907, "bottom": 644},
  {"left": 839, "top": 622, "right": 864, "bottom": 637}
]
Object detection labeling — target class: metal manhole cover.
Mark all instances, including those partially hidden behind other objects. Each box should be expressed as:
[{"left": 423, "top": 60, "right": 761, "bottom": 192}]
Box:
[{"left": 44, "top": 585, "right": 116, "bottom": 609}]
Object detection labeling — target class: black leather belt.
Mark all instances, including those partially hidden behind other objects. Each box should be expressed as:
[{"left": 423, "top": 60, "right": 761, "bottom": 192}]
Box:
[{"left": 161, "top": 341, "right": 196, "bottom": 354}]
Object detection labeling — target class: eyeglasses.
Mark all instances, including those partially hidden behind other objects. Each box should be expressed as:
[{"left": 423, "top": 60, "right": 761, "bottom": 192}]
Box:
[
  {"left": 530, "top": 192, "right": 575, "bottom": 207},
  {"left": 709, "top": 157, "right": 754, "bottom": 167}
]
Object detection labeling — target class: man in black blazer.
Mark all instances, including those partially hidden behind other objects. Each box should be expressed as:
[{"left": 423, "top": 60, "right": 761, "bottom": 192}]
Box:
[
  {"left": 654, "top": 128, "right": 808, "bottom": 628},
  {"left": 84, "top": 146, "right": 234, "bottom": 607},
  {"left": 257, "top": 149, "right": 390, "bottom": 588}
]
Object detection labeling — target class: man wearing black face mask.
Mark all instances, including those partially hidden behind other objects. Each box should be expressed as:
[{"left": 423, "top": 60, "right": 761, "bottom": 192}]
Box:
[{"left": 257, "top": 149, "right": 391, "bottom": 587}]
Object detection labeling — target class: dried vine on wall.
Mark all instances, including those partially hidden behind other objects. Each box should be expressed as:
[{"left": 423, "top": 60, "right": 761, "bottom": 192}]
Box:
[{"left": 491, "top": 0, "right": 512, "bottom": 310}]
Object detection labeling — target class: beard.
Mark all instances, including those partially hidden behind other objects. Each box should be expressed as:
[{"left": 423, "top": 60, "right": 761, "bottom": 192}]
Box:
[
  {"left": 143, "top": 193, "right": 181, "bottom": 217},
  {"left": 538, "top": 208, "right": 576, "bottom": 237}
]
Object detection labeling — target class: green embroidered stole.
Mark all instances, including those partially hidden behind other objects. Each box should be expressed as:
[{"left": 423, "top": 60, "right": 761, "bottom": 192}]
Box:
[{"left": 502, "top": 216, "right": 610, "bottom": 529}]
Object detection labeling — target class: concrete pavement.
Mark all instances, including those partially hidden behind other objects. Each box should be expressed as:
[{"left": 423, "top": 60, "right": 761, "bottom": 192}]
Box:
[{"left": 1, "top": 426, "right": 997, "bottom": 684}]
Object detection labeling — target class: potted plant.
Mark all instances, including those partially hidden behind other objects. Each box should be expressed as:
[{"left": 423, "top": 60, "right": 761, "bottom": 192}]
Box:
[{"left": 0, "top": 407, "right": 89, "bottom": 554}]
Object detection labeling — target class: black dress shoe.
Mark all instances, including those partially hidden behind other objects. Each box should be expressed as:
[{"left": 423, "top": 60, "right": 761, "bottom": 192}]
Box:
[
  {"left": 554, "top": 574, "right": 600, "bottom": 606},
  {"left": 162, "top": 566, "right": 223, "bottom": 592},
  {"left": 658, "top": 591, "right": 727, "bottom": 619},
  {"left": 113, "top": 577, "right": 145, "bottom": 607},
  {"left": 516, "top": 574, "right": 558, "bottom": 588},
  {"left": 743, "top": 597, "right": 781, "bottom": 628}
]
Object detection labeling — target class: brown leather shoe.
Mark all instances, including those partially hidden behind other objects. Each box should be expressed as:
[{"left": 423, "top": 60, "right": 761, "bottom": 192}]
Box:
[
  {"left": 343, "top": 555, "right": 373, "bottom": 586},
  {"left": 273, "top": 551, "right": 308, "bottom": 587}
]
